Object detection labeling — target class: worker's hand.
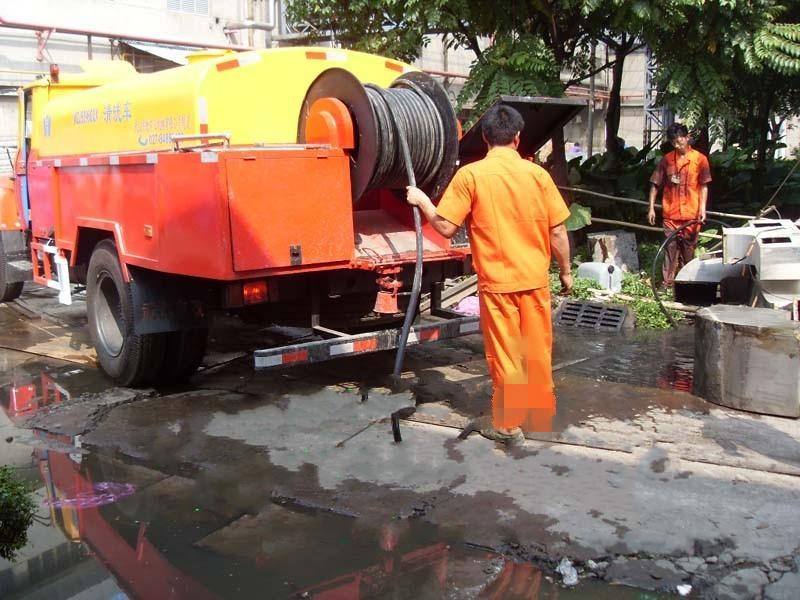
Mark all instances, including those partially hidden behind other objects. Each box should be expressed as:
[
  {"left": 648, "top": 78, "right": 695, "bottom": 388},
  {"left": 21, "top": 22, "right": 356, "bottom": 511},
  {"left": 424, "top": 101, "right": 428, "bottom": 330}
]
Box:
[
  {"left": 559, "top": 271, "right": 573, "bottom": 295},
  {"left": 406, "top": 186, "right": 429, "bottom": 208},
  {"left": 647, "top": 207, "right": 656, "bottom": 226},
  {"left": 698, "top": 208, "right": 707, "bottom": 223}
]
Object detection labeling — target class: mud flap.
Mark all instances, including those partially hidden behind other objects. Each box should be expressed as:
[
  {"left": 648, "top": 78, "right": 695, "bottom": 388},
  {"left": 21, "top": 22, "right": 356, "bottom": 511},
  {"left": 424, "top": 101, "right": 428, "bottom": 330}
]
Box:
[
  {"left": 0, "top": 230, "right": 32, "bottom": 283},
  {"left": 129, "top": 267, "right": 211, "bottom": 335}
]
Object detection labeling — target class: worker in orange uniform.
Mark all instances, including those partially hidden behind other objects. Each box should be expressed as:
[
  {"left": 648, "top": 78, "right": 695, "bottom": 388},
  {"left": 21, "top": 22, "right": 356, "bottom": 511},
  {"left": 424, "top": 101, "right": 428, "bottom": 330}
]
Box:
[
  {"left": 648, "top": 123, "right": 712, "bottom": 286},
  {"left": 406, "top": 104, "right": 572, "bottom": 442}
]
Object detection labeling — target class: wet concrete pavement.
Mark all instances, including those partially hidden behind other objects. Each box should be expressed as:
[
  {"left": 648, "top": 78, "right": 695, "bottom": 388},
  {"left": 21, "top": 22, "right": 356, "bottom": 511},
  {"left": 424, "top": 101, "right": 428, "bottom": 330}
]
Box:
[{"left": 1, "top": 288, "right": 800, "bottom": 599}]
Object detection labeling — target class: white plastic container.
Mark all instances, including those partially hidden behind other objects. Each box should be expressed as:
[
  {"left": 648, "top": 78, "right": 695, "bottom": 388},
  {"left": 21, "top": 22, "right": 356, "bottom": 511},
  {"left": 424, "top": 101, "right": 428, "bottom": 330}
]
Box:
[{"left": 576, "top": 262, "right": 623, "bottom": 293}]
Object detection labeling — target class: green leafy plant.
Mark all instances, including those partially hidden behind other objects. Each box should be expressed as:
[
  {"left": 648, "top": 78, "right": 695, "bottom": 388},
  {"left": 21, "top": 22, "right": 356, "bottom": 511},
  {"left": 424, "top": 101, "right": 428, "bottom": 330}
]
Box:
[
  {"left": 564, "top": 202, "right": 592, "bottom": 232},
  {"left": 549, "top": 273, "right": 600, "bottom": 300},
  {"left": 0, "top": 466, "right": 36, "bottom": 561},
  {"left": 621, "top": 272, "right": 652, "bottom": 297},
  {"left": 617, "top": 273, "right": 680, "bottom": 328},
  {"left": 622, "top": 296, "right": 682, "bottom": 329}
]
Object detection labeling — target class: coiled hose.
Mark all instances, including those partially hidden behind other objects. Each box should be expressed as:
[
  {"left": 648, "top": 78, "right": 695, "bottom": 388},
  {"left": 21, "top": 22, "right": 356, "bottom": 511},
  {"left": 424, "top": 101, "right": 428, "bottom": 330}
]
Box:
[
  {"left": 651, "top": 218, "right": 728, "bottom": 327},
  {"left": 362, "top": 81, "right": 450, "bottom": 380},
  {"left": 364, "top": 81, "right": 446, "bottom": 192}
]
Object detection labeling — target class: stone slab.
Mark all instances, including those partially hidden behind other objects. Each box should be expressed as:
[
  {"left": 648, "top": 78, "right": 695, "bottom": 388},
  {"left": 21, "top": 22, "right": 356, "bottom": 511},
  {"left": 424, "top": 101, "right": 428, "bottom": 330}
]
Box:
[
  {"left": 587, "top": 230, "right": 640, "bottom": 273},
  {"left": 694, "top": 305, "right": 800, "bottom": 417}
]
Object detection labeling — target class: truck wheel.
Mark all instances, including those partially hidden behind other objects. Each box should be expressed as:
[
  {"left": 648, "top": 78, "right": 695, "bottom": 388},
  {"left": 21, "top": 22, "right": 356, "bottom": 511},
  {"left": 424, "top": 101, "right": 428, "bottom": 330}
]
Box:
[
  {"left": 0, "top": 280, "right": 23, "bottom": 303},
  {"left": 86, "top": 240, "right": 166, "bottom": 386},
  {"left": 0, "top": 243, "right": 24, "bottom": 302},
  {"left": 156, "top": 328, "right": 208, "bottom": 384}
]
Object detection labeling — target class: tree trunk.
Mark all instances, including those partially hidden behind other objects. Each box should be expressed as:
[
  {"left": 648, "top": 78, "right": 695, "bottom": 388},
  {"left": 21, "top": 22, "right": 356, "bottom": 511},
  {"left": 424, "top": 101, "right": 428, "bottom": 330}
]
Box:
[
  {"left": 695, "top": 112, "right": 710, "bottom": 155},
  {"left": 605, "top": 46, "right": 627, "bottom": 157},
  {"left": 752, "top": 90, "right": 774, "bottom": 203},
  {"left": 550, "top": 126, "right": 570, "bottom": 202}
]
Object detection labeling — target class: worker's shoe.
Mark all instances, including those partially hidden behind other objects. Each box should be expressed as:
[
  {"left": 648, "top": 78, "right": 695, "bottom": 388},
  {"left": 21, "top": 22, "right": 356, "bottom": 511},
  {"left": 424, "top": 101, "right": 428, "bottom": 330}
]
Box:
[
  {"left": 480, "top": 425, "right": 525, "bottom": 445},
  {"left": 459, "top": 416, "right": 524, "bottom": 445}
]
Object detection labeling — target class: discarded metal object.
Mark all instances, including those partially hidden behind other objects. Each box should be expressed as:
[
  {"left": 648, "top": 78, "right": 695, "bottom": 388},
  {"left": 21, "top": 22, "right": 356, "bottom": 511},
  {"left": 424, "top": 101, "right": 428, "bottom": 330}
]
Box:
[
  {"left": 391, "top": 406, "right": 417, "bottom": 442},
  {"left": 335, "top": 417, "right": 386, "bottom": 448},
  {"left": 555, "top": 300, "right": 628, "bottom": 332},
  {"left": 675, "top": 218, "right": 800, "bottom": 311}
]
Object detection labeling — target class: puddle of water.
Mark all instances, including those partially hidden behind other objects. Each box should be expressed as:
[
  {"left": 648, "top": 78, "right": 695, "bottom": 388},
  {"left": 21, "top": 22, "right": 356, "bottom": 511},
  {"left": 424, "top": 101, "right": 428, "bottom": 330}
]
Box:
[
  {"left": 0, "top": 436, "right": 672, "bottom": 600},
  {"left": 553, "top": 325, "right": 696, "bottom": 392},
  {"left": 0, "top": 352, "right": 111, "bottom": 424}
]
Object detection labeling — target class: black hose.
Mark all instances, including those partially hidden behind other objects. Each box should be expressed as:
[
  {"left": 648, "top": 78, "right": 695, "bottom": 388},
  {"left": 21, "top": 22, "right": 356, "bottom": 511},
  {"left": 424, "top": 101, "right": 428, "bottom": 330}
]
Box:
[
  {"left": 391, "top": 122, "right": 424, "bottom": 381},
  {"left": 650, "top": 218, "right": 728, "bottom": 326},
  {"left": 360, "top": 81, "right": 448, "bottom": 382}
]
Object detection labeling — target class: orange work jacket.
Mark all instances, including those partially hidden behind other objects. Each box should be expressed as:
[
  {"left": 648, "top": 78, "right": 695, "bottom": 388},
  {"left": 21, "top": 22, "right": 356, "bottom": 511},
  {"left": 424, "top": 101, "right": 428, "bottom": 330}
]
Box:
[
  {"left": 650, "top": 148, "right": 712, "bottom": 220},
  {"left": 435, "top": 146, "right": 570, "bottom": 293}
]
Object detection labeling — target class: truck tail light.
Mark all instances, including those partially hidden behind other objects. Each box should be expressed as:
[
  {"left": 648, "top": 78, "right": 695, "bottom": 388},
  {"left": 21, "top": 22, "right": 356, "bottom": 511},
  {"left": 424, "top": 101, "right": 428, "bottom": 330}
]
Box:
[{"left": 243, "top": 281, "right": 268, "bottom": 304}]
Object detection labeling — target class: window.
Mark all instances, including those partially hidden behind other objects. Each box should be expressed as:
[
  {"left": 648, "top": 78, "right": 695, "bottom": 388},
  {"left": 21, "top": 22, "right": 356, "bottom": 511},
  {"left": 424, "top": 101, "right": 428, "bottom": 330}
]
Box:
[{"left": 167, "top": 0, "right": 209, "bottom": 14}]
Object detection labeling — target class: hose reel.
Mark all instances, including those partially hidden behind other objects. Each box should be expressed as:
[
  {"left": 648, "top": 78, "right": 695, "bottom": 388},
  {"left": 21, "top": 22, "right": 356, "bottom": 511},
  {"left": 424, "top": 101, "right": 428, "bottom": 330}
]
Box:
[{"left": 298, "top": 69, "right": 459, "bottom": 201}]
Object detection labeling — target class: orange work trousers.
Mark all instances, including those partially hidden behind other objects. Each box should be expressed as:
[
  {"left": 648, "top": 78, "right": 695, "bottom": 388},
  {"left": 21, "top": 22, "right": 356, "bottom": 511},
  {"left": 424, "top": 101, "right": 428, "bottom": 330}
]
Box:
[{"left": 479, "top": 286, "right": 556, "bottom": 433}]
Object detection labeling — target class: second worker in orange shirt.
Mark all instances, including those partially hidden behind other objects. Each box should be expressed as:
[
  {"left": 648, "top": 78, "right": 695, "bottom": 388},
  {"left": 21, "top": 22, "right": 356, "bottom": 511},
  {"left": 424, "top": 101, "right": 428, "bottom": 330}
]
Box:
[
  {"left": 647, "top": 122, "right": 712, "bottom": 286},
  {"left": 406, "top": 104, "right": 572, "bottom": 442}
]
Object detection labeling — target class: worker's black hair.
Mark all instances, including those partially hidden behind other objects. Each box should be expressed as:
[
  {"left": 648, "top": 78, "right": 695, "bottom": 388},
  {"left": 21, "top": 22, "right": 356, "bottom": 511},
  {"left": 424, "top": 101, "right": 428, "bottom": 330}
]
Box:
[
  {"left": 482, "top": 104, "right": 525, "bottom": 146},
  {"left": 666, "top": 122, "right": 689, "bottom": 141}
]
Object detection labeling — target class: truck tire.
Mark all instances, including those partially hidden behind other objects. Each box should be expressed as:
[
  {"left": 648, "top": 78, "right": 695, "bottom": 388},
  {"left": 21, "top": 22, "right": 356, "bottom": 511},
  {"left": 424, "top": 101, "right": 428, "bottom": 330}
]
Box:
[
  {"left": 86, "top": 240, "right": 166, "bottom": 386},
  {"left": 156, "top": 327, "right": 208, "bottom": 384},
  {"left": 0, "top": 234, "right": 25, "bottom": 302},
  {"left": 0, "top": 280, "right": 23, "bottom": 303}
]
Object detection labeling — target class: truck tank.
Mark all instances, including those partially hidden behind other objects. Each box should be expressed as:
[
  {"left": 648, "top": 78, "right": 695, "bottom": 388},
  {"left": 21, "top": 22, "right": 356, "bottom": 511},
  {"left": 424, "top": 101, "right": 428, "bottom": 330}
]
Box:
[{"left": 36, "top": 47, "right": 413, "bottom": 157}]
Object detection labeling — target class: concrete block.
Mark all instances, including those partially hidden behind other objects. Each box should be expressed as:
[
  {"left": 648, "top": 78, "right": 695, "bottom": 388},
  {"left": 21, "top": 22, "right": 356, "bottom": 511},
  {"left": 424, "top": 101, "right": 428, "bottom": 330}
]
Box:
[
  {"left": 712, "top": 568, "right": 769, "bottom": 600},
  {"left": 587, "top": 230, "right": 640, "bottom": 273},
  {"left": 694, "top": 305, "right": 800, "bottom": 417},
  {"left": 765, "top": 571, "right": 800, "bottom": 600}
]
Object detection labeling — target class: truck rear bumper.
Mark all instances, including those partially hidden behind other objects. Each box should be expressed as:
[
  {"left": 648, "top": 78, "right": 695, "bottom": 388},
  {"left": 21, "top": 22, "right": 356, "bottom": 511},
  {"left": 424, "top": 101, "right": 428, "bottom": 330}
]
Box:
[{"left": 254, "top": 314, "right": 480, "bottom": 370}]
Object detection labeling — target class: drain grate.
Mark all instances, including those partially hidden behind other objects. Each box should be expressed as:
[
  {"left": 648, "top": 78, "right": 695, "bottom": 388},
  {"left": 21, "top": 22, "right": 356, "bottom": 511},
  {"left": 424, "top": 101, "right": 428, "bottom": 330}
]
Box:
[{"left": 556, "top": 300, "right": 628, "bottom": 332}]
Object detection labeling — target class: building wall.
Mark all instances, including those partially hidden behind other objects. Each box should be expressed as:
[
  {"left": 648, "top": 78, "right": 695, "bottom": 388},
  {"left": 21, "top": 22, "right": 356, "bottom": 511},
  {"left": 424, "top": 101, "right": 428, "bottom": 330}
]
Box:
[{"left": 0, "top": 0, "right": 264, "bottom": 170}]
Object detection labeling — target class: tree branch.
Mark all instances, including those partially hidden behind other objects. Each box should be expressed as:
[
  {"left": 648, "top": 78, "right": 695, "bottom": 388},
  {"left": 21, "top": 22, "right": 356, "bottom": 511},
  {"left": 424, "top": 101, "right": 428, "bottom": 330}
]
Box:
[
  {"left": 563, "top": 41, "right": 645, "bottom": 87},
  {"left": 442, "top": 8, "right": 483, "bottom": 59}
]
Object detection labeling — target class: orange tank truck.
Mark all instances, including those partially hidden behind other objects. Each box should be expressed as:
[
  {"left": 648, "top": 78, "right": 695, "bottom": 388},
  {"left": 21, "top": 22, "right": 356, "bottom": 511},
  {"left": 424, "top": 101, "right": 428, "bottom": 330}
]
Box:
[{"left": 0, "top": 48, "right": 477, "bottom": 385}]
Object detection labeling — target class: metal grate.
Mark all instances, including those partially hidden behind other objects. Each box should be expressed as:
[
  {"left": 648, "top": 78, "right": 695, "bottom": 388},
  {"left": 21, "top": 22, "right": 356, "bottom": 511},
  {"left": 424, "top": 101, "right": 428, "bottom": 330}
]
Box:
[{"left": 556, "top": 300, "right": 628, "bottom": 332}]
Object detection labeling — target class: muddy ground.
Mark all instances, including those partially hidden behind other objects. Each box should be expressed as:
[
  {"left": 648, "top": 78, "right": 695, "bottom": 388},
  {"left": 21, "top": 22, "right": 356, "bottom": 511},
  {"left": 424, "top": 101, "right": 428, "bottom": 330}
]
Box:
[{"left": 1, "top": 287, "right": 799, "bottom": 599}]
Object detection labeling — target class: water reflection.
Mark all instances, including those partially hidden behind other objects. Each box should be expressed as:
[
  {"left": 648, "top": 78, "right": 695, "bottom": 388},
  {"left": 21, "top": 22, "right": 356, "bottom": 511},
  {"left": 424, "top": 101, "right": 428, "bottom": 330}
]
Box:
[
  {"left": 554, "top": 326, "right": 696, "bottom": 392},
  {"left": 2, "top": 372, "right": 70, "bottom": 422},
  {"left": 1, "top": 436, "right": 660, "bottom": 600}
]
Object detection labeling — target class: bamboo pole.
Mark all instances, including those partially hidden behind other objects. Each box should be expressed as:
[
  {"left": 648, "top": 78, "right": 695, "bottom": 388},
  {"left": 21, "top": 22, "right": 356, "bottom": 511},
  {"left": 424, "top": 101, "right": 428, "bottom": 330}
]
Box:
[
  {"left": 590, "top": 217, "right": 722, "bottom": 239},
  {"left": 559, "top": 186, "right": 755, "bottom": 220}
]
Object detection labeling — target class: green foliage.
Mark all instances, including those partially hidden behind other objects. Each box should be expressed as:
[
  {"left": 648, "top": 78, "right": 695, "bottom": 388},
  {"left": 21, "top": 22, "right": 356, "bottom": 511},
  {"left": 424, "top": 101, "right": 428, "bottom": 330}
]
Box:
[
  {"left": 751, "top": 22, "right": 800, "bottom": 75},
  {"left": 621, "top": 295, "right": 681, "bottom": 329},
  {"left": 550, "top": 269, "right": 680, "bottom": 328},
  {"left": 288, "top": 0, "right": 800, "bottom": 202},
  {"left": 621, "top": 272, "right": 652, "bottom": 297},
  {"left": 569, "top": 146, "right": 658, "bottom": 205},
  {"left": 285, "top": 0, "right": 456, "bottom": 62},
  {"left": 564, "top": 202, "right": 592, "bottom": 232},
  {"left": 617, "top": 273, "right": 681, "bottom": 328},
  {"left": 647, "top": 0, "right": 800, "bottom": 179},
  {"left": 457, "top": 35, "right": 562, "bottom": 125},
  {"left": 709, "top": 148, "right": 800, "bottom": 209},
  {"left": 571, "top": 276, "right": 604, "bottom": 300},
  {"left": 0, "top": 466, "right": 36, "bottom": 562},
  {"left": 637, "top": 241, "right": 662, "bottom": 280},
  {"left": 548, "top": 273, "right": 601, "bottom": 299}
]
